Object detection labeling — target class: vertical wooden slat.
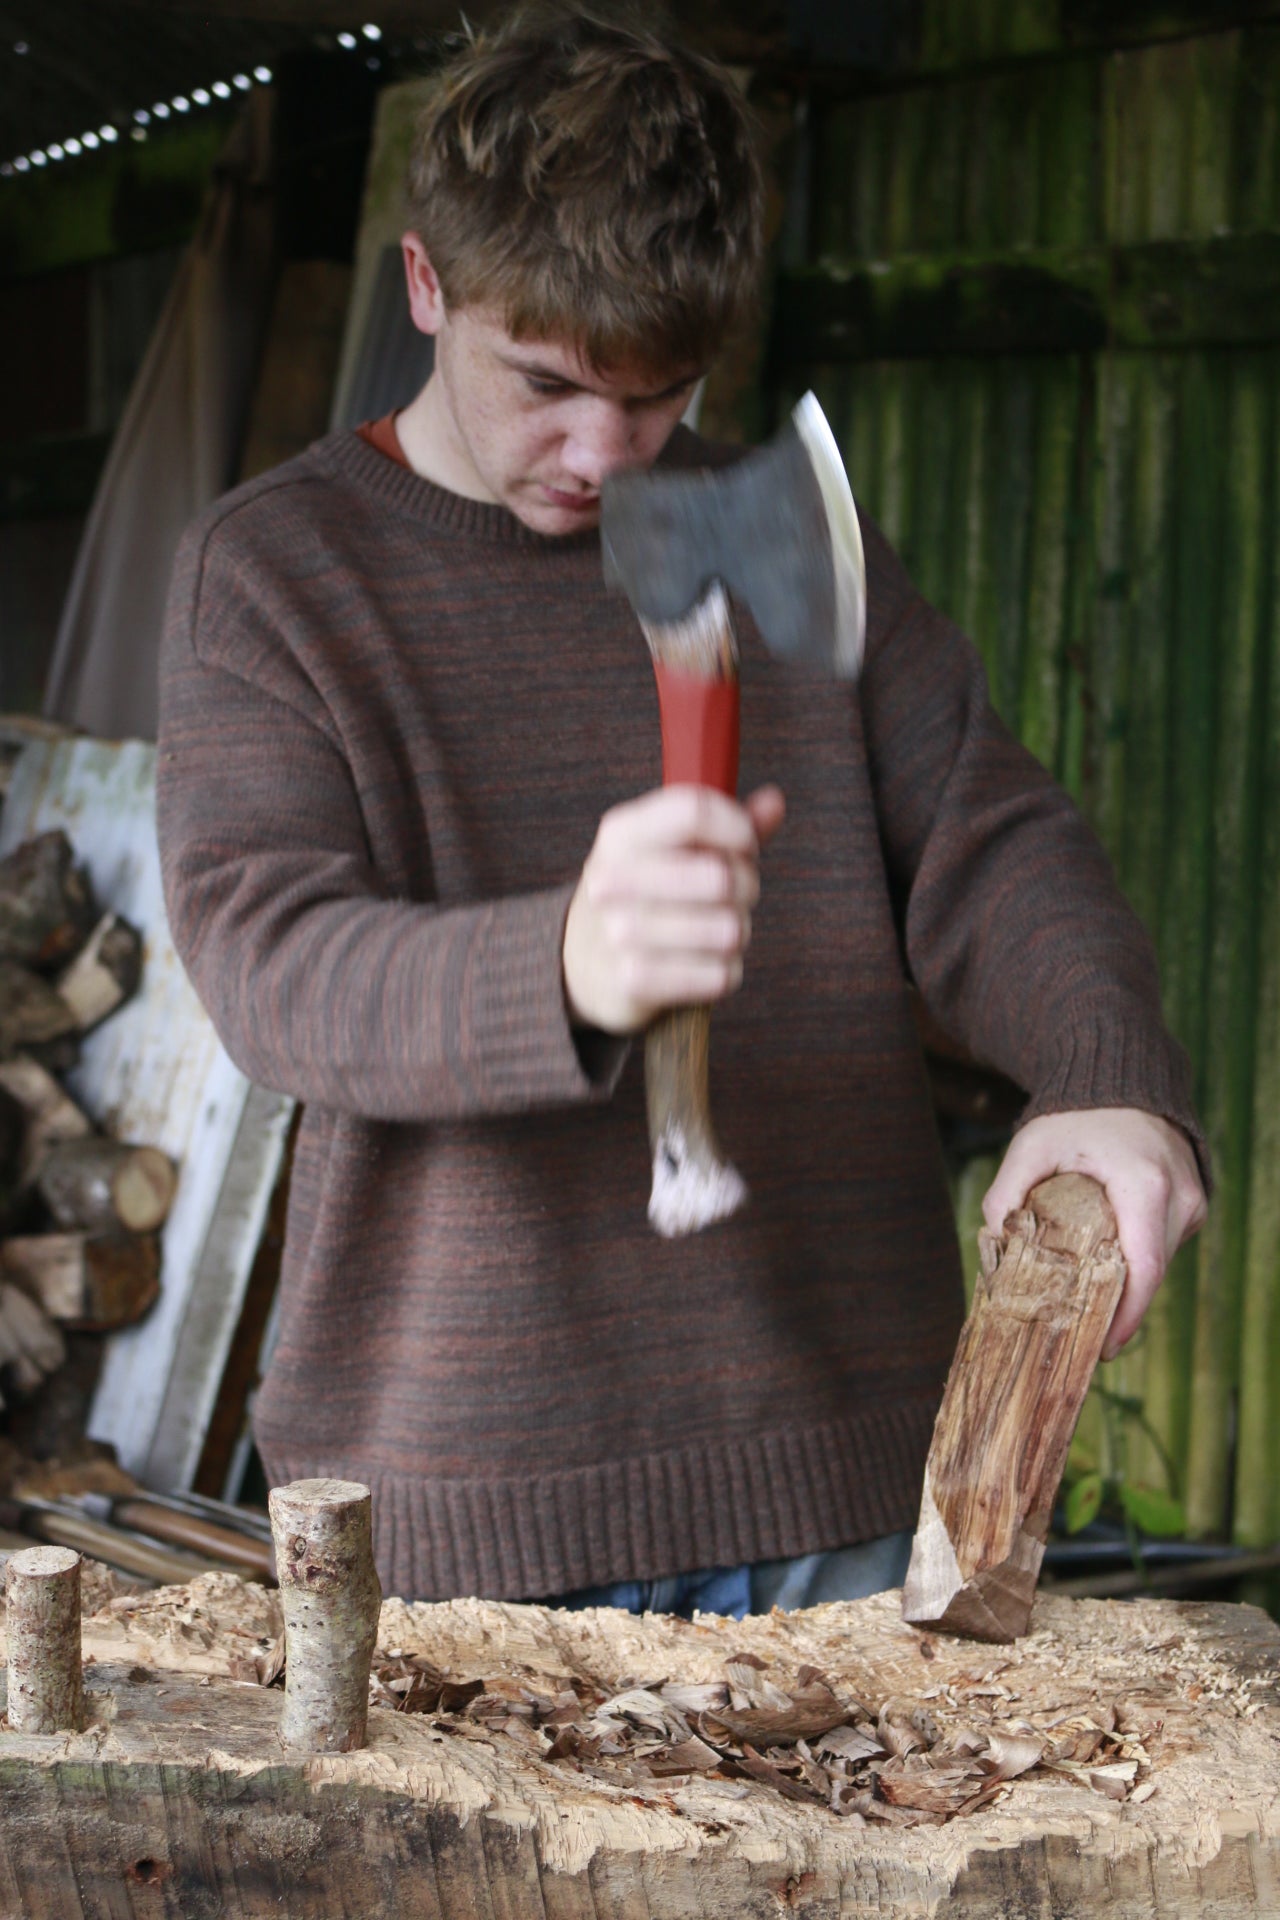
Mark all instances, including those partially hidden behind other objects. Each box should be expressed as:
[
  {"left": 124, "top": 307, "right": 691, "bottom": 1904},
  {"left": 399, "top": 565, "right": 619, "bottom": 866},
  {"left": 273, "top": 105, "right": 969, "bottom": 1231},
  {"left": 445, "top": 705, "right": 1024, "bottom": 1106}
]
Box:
[
  {"left": 1231, "top": 27, "right": 1280, "bottom": 232},
  {"left": 1018, "top": 358, "right": 1080, "bottom": 778},
  {"left": 1082, "top": 351, "right": 1134, "bottom": 864},
  {"left": 1233, "top": 354, "right": 1280, "bottom": 1546},
  {"left": 1184, "top": 354, "right": 1271, "bottom": 1539},
  {"left": 987, "top": 367, "right": 1036, "bottom": 730},
  {"left": 872, "top": 360, "right": 912, "bottom": 555},
  {"left": 1186, "top": 31, "right": 1239, "bottom": 240},
  {"left": 1110, "top": 355, "right": 1187, "bottom": 1500}
]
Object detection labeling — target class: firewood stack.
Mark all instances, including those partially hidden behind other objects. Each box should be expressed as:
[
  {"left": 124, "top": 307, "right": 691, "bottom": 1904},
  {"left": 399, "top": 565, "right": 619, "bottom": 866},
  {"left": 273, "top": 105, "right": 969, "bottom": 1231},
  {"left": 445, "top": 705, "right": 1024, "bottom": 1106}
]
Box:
[{"left": 0, "top": 829, "right": 175, "bottom": 1416}]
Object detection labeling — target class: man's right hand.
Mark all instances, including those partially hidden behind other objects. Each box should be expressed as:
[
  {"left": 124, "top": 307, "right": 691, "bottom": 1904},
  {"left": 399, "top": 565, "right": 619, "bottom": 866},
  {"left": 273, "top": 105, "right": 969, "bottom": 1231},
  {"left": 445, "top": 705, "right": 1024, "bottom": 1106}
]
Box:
[{"left": 562, "top": 783, "right": 785, "bottom": 1035}]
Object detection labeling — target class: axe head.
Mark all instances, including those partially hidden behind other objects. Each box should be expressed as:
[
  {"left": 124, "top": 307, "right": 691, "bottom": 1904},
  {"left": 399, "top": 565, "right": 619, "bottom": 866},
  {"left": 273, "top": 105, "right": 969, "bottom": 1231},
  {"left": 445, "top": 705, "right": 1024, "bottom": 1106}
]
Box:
[{"left": 600, "top": 392, "right": 866, "bottom": 677}]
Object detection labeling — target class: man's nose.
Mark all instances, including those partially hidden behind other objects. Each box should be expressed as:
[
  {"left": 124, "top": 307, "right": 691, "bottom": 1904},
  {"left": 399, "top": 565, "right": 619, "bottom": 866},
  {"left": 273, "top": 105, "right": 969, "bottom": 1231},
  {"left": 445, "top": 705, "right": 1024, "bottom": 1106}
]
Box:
[{"left": 561, "top": 403, "right": 635, "bottom": 487}]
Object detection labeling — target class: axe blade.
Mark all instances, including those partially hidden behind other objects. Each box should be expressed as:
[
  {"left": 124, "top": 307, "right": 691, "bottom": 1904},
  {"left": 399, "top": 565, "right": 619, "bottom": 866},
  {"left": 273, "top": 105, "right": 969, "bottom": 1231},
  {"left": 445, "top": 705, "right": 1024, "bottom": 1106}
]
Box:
[{"left": 600, "top": 391, "right": 867, "bottom": 678}]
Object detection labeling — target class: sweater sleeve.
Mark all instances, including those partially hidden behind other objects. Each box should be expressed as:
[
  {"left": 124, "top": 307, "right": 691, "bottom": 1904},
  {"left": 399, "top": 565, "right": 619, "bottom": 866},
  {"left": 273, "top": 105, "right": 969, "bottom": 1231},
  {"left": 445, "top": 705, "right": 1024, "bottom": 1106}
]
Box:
[
  {"left": 156, "top": 514, "right": 627, "bottom": 1122},
  {"left": 857, "top": 520, "right": 1208, "bottom": 1182}
]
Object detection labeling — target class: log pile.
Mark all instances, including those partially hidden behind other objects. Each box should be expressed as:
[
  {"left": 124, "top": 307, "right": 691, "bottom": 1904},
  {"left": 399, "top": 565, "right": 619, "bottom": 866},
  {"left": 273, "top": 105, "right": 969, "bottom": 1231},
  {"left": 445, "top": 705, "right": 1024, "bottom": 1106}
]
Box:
[
  {"left": 0, "top": 1546, "right": 1276, "bottom": 1917},
  {"left": 0, "top": 829, "right": 174, "bottom": 1423}
]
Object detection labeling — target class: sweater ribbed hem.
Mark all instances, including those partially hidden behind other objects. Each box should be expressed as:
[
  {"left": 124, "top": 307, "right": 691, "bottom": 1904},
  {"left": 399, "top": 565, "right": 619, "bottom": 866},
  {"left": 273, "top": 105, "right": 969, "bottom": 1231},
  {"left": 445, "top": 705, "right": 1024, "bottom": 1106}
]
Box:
[
  {"left": 1017, "top": 1006, "right": 1212, "bottom": 1194},
  {"left": 263, "top": 1396, "right": 939, "bottom": 1604}
]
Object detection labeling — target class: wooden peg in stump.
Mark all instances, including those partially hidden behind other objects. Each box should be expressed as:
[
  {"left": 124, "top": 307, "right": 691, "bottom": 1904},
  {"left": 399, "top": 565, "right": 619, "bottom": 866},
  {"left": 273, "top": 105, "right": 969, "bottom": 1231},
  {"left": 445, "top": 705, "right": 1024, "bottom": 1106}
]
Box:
[
  {"left": 5, "top": 1544, "right": 83, "bottom": 1732},
  {"left": 268, "top": 1478, "right": 381, "bottom": 1751},
  {"left": 902, "top": 1173, "right": 1127, "bottom": 1643}
]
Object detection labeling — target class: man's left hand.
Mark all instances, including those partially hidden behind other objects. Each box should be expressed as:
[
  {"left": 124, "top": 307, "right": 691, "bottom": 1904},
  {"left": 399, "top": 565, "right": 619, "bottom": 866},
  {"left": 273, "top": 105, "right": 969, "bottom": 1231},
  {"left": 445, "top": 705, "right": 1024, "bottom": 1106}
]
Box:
[{"left": 982, "top": 1109, "right": 1208, "bottom": 1361}]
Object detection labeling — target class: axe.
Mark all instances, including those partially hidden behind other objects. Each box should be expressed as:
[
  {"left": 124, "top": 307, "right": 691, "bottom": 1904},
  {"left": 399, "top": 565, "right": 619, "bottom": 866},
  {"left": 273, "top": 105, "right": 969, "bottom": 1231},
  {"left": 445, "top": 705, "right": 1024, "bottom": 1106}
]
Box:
[{"left": 600, "top": 392, "right": 867, "bottom": 1237}]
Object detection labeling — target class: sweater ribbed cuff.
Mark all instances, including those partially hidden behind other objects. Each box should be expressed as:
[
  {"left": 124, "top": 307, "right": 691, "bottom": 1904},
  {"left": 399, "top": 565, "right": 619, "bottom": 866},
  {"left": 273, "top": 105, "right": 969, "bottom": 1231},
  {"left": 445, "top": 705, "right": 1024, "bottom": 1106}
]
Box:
[
  {"left": 466, "top": 883, "right": 628, "bottom": 1109},
  {"left": 1017, "top": 1008, "right": 1211, "bottom": 1195}
]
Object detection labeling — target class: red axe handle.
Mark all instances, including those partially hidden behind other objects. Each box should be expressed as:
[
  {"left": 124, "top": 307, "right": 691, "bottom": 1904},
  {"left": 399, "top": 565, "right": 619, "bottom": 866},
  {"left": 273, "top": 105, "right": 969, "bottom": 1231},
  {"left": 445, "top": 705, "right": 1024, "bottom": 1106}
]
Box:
[{"left": 641, "top": 591, "right": 747, "bottom": 1238}]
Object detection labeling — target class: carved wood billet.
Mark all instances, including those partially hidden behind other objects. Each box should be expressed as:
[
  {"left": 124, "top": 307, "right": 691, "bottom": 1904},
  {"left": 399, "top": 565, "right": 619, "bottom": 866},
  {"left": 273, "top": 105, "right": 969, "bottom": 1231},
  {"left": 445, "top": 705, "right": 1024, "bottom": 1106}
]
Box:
[{"left": 902, "top": 1173, "right": 1127, "bottom": 1642}]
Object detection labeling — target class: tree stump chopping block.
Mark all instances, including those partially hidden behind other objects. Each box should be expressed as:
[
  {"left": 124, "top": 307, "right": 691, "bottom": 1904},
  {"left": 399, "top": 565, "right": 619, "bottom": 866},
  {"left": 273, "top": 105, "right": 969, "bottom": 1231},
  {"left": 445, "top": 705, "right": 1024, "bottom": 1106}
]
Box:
[
  {"left": 0, "top": 1578, "right": 1277, "bottom": 1917},
  {"left": 903, "top": 1172, "right": 1127, "bottom": 1643}
]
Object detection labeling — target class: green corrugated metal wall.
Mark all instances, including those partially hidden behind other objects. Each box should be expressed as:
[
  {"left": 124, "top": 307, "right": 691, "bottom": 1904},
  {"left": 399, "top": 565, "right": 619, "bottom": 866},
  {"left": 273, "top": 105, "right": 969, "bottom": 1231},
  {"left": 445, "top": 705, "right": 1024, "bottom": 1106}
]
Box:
[{"left": 780, "top": 20, "right": 1280, "bottom": 1544}]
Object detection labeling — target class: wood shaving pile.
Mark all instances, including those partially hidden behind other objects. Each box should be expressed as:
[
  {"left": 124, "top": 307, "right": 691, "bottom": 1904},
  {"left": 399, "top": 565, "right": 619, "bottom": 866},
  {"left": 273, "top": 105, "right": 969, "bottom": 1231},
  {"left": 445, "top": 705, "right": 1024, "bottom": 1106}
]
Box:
[{"left": 364, "top": 1641, "right": 1157, "bottom": 1827}]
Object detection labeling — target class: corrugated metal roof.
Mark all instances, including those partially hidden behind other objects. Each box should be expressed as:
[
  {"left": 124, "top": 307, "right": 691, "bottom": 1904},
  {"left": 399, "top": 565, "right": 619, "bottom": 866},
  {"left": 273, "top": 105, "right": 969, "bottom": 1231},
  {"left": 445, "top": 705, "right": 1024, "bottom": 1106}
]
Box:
[{"left": 0, "top": 2, "right": 318, "bottom": 166}]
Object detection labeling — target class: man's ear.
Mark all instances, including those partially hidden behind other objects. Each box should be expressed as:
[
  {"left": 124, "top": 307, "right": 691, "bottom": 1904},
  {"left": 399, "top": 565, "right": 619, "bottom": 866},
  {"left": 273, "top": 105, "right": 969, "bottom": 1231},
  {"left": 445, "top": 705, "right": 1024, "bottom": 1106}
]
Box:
[{"left": 402, "top": 233, "right": 446, "bottom": 336}]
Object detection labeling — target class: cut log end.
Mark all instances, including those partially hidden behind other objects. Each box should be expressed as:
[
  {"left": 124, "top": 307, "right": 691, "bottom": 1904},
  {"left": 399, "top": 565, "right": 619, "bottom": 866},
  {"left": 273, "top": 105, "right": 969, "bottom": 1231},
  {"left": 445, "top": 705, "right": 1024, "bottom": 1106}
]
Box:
[
  {"left": 54, "top": 913, "right": 143, "bottom": 1033},
  {"left": 2, "top": 1232, "right": 160, "bottom": 1332},
  {"left": 37, "top": 1138, "right": 177, "bottom": 1235},
  {"left": 268, "top": 1479, "right": 381, "bottom": 1753},
  {"left": 5, "top": 1543, "right": 83, "bottom": 1733}
]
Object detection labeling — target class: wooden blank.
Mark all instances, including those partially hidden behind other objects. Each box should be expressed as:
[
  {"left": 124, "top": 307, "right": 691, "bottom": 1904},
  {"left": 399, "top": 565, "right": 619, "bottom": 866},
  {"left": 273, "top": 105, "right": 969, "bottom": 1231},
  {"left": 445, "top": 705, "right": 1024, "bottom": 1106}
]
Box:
[{"left": 902, "top": 1173, "right": 1126, "bottom": 1643}]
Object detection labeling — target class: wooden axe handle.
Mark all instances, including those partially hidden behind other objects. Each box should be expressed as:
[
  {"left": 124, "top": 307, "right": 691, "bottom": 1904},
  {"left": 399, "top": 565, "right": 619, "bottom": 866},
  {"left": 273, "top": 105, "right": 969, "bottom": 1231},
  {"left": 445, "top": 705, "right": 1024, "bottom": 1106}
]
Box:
[{"left": 640, "top": 588, "right": 747, "bottom": 1237}]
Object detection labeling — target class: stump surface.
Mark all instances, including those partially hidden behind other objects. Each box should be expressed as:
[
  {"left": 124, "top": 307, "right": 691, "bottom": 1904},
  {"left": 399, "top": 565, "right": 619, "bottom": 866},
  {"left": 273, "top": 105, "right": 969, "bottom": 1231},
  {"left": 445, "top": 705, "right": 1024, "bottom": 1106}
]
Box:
[{"left": 0, "top": 1576, "right": 1276, "bottom": 1918}]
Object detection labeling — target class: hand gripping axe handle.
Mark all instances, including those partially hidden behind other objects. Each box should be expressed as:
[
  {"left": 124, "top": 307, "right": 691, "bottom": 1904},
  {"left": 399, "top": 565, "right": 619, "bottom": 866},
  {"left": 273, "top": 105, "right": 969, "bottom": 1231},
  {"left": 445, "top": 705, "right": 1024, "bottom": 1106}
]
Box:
[{"left": 601, "top": 393, "right": 867, "bottom": 1237}]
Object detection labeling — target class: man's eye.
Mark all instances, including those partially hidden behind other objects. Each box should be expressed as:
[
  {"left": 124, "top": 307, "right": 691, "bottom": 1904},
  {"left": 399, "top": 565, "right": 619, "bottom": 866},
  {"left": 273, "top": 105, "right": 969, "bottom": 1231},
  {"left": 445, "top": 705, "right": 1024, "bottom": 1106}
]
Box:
[{"left": 525, "top": 377, "right": 570, "bottom": 397}]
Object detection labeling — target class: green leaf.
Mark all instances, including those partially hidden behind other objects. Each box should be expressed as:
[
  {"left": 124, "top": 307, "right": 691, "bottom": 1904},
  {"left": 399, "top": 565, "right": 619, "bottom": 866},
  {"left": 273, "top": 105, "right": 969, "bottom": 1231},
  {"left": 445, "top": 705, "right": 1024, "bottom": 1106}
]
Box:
[
  {"left": 1065, "top": 1436, "right": 1100, "bottom": 1478},
  {"left": 1065, "top": 1472, "right": 1104, "bottom": 1534},
  {"left": 1118, "top": 1483, "right": 1186, "bottom": 1538}
]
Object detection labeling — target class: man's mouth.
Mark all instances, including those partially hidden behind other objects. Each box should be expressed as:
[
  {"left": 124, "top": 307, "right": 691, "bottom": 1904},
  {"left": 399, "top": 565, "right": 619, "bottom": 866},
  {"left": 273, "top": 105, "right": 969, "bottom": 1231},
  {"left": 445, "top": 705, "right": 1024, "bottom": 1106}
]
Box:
[{"left": 541, "top": 486, "right": 600, "bottom": 512}]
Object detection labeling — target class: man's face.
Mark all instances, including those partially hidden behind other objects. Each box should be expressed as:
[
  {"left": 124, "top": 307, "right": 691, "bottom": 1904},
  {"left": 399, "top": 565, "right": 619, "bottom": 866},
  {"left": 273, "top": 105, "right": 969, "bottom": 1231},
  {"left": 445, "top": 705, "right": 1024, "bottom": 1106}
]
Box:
[{"left": 402, "top": 241, "right": 703, "bottom": 536}]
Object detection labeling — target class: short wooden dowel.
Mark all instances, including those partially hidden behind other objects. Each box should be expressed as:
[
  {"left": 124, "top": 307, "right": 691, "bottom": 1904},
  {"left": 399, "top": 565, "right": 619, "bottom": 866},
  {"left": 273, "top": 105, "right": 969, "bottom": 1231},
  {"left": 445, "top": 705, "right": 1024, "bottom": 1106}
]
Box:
[
  {"left": 268, "top": 1478, "right": 381, "bottom": 1752},
  {"left": 5, "top": 1545, "right": 83, "bottom": 1733}
]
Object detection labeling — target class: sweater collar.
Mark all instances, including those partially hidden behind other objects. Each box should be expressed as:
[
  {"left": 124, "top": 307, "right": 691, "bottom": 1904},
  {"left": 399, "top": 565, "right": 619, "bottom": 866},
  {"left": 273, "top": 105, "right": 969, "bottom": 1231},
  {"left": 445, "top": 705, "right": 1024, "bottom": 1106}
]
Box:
[
  {"left": 311, "top": 428, "right": 602, "bottom": 550},
  {"left": 311, "top": 422, "right": 707, "bottom": 550}
]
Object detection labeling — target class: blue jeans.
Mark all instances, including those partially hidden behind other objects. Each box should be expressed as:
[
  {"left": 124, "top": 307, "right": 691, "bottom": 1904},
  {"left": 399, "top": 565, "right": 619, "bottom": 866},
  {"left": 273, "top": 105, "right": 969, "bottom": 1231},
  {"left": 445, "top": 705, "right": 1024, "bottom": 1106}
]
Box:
[{"left": 544, "top": 1530, "right": 914, "bottom": 1621}]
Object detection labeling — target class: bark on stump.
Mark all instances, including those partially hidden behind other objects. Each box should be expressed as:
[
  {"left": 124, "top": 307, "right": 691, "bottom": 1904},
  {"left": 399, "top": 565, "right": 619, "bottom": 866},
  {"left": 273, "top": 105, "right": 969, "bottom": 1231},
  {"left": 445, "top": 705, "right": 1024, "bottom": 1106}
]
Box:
[
  {"left": 268, "top": 1477, "right": 381, "bottom": 1751},
  {"left": 903, "top": 1172, "right": 1126, "bottom": 1642},
  {"left": 1, "top": 1577, "right": 1276, "bottom": 1917},
  {"left": 4, "top": 1545, "right": 82, "bottom": 1733}
]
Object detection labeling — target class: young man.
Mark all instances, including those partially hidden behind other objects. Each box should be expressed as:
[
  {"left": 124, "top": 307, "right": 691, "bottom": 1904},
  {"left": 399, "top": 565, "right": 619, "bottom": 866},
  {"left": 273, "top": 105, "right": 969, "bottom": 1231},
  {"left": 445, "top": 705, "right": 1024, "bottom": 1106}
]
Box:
[{"left": 157, "top": 3, "right": 1207, "bottom": 1616}]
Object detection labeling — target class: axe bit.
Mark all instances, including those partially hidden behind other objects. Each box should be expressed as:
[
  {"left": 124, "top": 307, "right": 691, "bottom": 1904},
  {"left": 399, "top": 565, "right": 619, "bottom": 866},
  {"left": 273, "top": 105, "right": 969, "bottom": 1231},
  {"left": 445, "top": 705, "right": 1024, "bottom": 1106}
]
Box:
[{"left": 601, "top": 393, "right": 867, "bottom": 1237}]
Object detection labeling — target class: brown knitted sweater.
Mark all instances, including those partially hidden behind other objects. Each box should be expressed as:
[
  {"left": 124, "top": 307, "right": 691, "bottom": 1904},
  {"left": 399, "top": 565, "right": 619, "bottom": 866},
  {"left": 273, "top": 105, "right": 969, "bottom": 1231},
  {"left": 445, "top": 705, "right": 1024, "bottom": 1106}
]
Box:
[{"left": 157, "top": 425, "right": 1203, "bottom": 1603}]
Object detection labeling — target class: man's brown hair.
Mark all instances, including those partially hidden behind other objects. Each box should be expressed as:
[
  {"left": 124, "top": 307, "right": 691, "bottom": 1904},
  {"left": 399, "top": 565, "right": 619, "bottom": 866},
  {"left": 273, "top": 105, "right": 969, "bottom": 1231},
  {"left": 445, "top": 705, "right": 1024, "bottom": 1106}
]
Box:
[{"left": 406, "top": 4, "right": 764, "bottom": 375}]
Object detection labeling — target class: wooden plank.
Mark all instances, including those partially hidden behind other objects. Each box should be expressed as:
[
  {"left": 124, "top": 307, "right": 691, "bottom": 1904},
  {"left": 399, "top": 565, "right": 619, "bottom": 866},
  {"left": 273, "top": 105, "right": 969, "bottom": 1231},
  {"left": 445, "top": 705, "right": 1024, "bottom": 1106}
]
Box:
[{"left": 0, "top": 737, "right": 294, "bottom": 1490}]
